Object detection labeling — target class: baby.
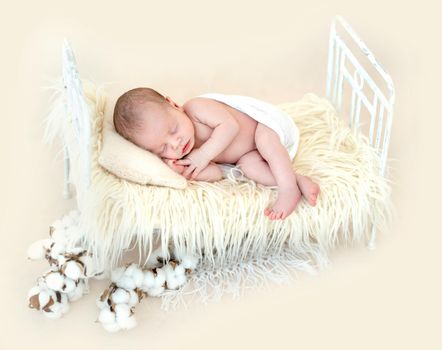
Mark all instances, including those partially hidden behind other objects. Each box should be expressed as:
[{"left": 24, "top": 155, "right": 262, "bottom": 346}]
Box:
[{"left": 113, "top": 87, "right": 320, "bottom": 220}]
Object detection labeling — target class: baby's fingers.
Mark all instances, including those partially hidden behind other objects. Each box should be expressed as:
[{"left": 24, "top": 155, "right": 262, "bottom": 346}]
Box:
[
  {"left": 175, "top": 159, "right": 191, "bottom": 166},
  {"left": 190, "top": 168, "right": 202, "bottom": 180},
  {"left": 182, "top": 165, "right": 195, "bottom": 178}
]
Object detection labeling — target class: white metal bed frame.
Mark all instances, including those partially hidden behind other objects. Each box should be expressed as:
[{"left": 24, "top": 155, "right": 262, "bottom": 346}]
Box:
[{"left": 58, "top": 15, "right": 394, "bottom": 250}]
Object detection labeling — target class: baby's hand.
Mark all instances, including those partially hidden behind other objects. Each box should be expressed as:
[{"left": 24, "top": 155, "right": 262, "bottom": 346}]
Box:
[
  {"left": 163, "top": 158, "right": 186, "bottom": 175},
  {"left": 175, "top": 148, "right": 211, "bottom": 180}
]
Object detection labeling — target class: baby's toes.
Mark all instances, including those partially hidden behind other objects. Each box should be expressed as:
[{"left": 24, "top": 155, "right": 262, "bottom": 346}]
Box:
[
  {"left": 280, "top": 211, "right": 288, "bottom": 220},
  {"left": 272, "top": 211, "right": 282, "bottom": 220}
]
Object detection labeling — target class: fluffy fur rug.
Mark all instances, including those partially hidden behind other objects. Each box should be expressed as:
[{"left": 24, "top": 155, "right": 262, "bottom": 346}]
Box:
[{"left": 44, "top": 80, "right": 392, "bottom": 310}]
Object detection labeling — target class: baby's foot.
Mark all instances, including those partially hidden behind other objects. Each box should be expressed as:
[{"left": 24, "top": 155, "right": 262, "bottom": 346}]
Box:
[
  {"left": 296, "top": 174, "right": 320, "bottom": 206},
  {"left": 264, "top": 186, "right": 302, "bottom": 220}
]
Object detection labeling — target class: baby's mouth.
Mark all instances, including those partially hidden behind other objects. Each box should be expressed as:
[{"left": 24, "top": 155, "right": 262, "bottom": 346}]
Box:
[{"left": 182, "top": 140, "right": 190, "bottom": 153}]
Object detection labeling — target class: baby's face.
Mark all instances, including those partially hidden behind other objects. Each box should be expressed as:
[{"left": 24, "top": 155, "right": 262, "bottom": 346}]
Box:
[{"left": 132, "top": 100, "right": 195, "bottom": 160}]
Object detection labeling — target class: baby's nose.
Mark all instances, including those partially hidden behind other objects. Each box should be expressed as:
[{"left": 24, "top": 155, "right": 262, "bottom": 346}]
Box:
[{"left": 172, "top": 138, "right": 182, "bottom": 149}]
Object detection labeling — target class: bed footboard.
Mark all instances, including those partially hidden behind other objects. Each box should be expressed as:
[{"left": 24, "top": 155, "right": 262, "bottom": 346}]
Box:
[{"left": 326, "top": 16, "right": 395, "bottom": 248}]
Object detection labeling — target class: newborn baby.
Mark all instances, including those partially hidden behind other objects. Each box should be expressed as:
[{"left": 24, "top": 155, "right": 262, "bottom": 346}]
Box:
[{"left": 113, "top": 87, "right": 320, "bottom": 220}]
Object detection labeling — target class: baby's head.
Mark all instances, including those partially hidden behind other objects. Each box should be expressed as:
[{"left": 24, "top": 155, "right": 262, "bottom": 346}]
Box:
[{"left": 113, "top": 87, "right": 195, "bottom": 160}]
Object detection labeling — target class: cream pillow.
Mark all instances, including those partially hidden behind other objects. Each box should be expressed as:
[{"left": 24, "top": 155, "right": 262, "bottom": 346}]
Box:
[{"left": 98, "top": 120, "right": 188, "bottom": 189}]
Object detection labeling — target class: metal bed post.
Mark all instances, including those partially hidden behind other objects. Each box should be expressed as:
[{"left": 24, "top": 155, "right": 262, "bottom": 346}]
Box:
[
  {"left": 326, "top": 16, "right": 395, "bottom": 249},
  {"left": 61, "top": 39, "right": 92, "bottom": 203}
]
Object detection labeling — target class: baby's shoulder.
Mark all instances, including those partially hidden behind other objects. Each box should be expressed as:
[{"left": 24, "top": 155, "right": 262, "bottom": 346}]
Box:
[
  {"left": 183, "top": 96, "right": 213, "bottom": 112},
  {"left": 183, "top": 96, "right": 219, "bottom": 124}
]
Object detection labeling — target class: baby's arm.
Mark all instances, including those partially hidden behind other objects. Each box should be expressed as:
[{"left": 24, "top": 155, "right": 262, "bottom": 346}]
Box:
[
  {"left": 163, "top": 159, "right": 222, "bottom": 182},
  {"left": 183, "top": 98, "right": 240, "bottom": 162},
  {"left": 192, "top": 162, "right": 223, "bottom": 182}
]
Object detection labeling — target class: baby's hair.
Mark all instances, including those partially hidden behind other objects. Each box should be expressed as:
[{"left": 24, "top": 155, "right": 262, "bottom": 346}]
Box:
[{"left": 113, "top": 87, "right": 169, "bottom": 142}]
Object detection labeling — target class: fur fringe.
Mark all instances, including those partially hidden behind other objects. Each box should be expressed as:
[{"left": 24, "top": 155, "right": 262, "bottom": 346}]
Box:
[{"left": 160, "top": 242, "right": 328, "bottom": 311}]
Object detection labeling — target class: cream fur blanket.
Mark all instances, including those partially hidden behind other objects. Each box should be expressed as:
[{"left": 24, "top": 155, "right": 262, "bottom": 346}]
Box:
[{"left": 44, "top": 80, "right": 392, "bottom": 309}]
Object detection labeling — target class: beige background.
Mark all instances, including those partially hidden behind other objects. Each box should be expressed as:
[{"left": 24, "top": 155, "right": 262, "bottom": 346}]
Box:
[{"left": 1, "top": 0, "right": 440, "bottom": 348}]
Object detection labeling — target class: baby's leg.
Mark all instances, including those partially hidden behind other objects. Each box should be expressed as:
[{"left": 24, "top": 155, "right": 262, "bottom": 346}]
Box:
[
  {"left": 236, "top": 150, "right": 277, "bottom": 186},
  {"left": 238, "top": 151, "right": 319, "bottom": 207},
  {"left": 254, "top": 123, "right": 301, "bottom": 220}
]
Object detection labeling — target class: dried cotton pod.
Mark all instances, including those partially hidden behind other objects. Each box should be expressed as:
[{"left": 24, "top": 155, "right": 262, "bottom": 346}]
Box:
[
  {"left": 116, "top": 314, "right": 137, "bottom": 330},
  {"left": 63, "top": 260, "right": 83, "bottom": 280},
  {"left": 44, "top": 271, "right": 65, "bottom": 291},
  {"left": 111, "top": 288, "right": 130, "bottom": 304},
  {"left": 153, "top": 268, "right": 166, "bottom": 288},
  {"left": 111, "top": 267, "right": 125, "bottom": 283},
  {"left": 67, "top": 279, "right": 85, "bottom": 302},
  {"left": 131, "top": 268, "right": 144, "bottom": 288},
  {"left": 27, "top": 239, "right": 52, "bottom": 260},
  {"left": 98, "top": 307, "right": 116, "bottom": 324},
  {"left": 62, "top": 277, "right": 76, "bottom": 293},
  {"left": 116, "top": 275, "right": 136, "bottom": 291},
  {"left": 141, "top": 270, "right": 155, "bottom": 290},
  {"left": 146, "top": 286, "right": 165, "bottom": 297}
]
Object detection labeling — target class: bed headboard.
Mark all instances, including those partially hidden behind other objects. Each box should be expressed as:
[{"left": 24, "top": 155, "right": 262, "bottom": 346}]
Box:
[
  {"left": 326, "top": 16, "right": 395, "bottom": 177},
  {"left": 56, "top": 15, "right": 394, "bottom": 198}
]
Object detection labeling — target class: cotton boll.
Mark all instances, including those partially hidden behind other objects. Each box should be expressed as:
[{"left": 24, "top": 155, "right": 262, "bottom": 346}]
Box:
[
  {"left": 128, "top": 290, "right": 139, "bottom": 307},
  {"left": 57, "top": 255, "right": 67, "bottom": 266},
  {"left": 114, "top": 304, "right": 131, "bottom": 319},
  {"left": 174, "top": 264, "right": 185, "bottom": 277},
  {"left": 180, "top": 255, "right": 199, "bottom": 269},
  {"left": 67, "top": 281, "right": 84, "bottom": 302},
  {"left": 111, "top": 267, "right": 125, "bottom": 283},
  {"left": 79, "top": 255, "right": 96, "bottom": 278},
  {"left": 141, "top": 271, "right": 155, "bottom": 290},
  {"left": 103, "top": 323, "right": 121, "bottom": 333},
  {"left": 124, "top": 263, "right": 139, "bottom": 277},
  {"left": 116, "top": 275, "right": 136, "bottom": 290},
  {"left": 96, "top": 297, "right": 107, "bottom": 310},
  {"left": 38, "top": 290, "right": 51, "bottom": 309},
  {"left": 98, "top": 307, "right": 116, "bottom": 324},
  {"left": 50, "top": 242, "right": 66, "bottom": 259},
  {"left": 103, "top": 322, "right": 121, "bottom": 333},
  {"left": 43, "top": 308, "right": 63, "bottom": 319},
  {"left": 162, "top": 264, "right": 175, "bottom": 278},
  {"left": 27, "top": 239, "right": 51, "bottom": 260},
  {"left": 27, "top": 286, "right": 40, "bottom": 300},
  {"left": 153, "top": 268, "right": 166, "bottom": 288},
  {"left": 111, "top": 288, "right": 130, "bottom": 304},
  {"left": 175, "top": 273, "right": 187, "bottom": 287},
  {"left": 145, "top": 247, "right": 168, "bottom": 267},
  {"left": 146, "top": 286, "right": 165, "bottom": 297},
  {"left": 117, "top": 315, "right": 137, "bottom": 330},
  {"left": 131, "top": 268, "right": 144, "bottom": 288},
  {"left": 166, "top": 276, "right": 179, "bottom": 290},
  {"left": 66, "top": 247, "right": 85, "bottom": 255},
  {"left": 45, "top": 272, "right": 65, "bottom": 291},
  {"left": 63, "top": 278, "right": 76, "bottom": 293},
  {"left": 60, "top": 294, "right": 70, "bottom": 314},
  {"left": 63, "top": 260, "right": 83, "bottom": 280}
]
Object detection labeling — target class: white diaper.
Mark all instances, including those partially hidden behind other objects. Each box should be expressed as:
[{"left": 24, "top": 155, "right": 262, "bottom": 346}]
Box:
[{"left": 196, "top": 92, "right": 300, "bottom": 180}]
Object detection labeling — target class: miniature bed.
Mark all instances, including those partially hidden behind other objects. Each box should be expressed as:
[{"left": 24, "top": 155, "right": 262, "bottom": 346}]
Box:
[{"left": 27, "top": 16, "right": 394, "bottom": 331}]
